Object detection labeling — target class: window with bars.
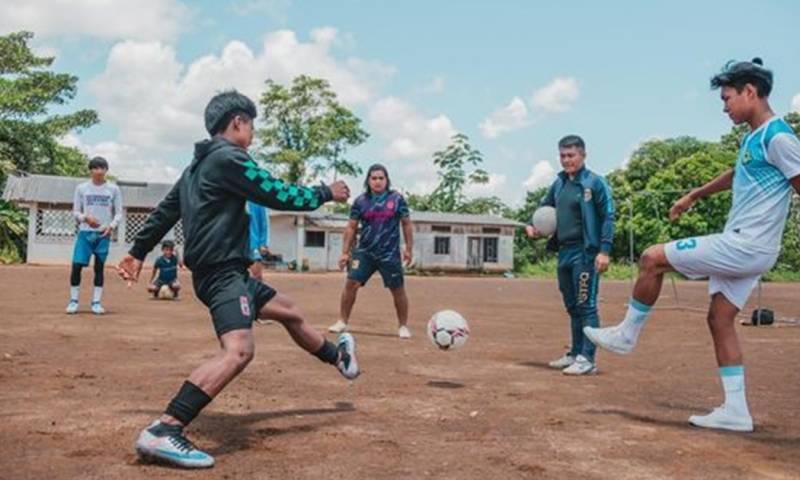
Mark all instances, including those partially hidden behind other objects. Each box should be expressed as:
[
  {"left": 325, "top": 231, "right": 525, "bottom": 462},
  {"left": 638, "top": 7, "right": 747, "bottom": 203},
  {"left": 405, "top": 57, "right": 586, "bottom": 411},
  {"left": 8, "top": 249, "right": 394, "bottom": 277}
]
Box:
[
  {"left": 482, "top": 237, "right": 498, "bottom": 263},
  {"left": 434, "top": 236, "right": 450, "bottom": 255},
  {"left": 125, "top": 211, "right": 184, "bottom": 245},
  {"left": 36, "top": 209, "right": 77, "bottom": 238}
]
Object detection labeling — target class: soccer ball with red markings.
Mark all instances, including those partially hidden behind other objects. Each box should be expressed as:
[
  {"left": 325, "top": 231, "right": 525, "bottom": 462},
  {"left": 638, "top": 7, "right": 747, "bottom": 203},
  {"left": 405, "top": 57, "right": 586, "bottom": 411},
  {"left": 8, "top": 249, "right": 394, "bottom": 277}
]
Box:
[{"left": 427, "top": 310, "right": 470, "bottom": 350}]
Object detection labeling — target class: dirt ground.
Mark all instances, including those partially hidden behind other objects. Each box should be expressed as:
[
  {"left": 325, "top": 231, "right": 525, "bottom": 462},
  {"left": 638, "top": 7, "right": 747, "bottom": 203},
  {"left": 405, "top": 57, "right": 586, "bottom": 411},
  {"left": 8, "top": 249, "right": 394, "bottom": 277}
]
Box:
[{"left": 1, "top": 265, "right": 799, "bottom": 480}]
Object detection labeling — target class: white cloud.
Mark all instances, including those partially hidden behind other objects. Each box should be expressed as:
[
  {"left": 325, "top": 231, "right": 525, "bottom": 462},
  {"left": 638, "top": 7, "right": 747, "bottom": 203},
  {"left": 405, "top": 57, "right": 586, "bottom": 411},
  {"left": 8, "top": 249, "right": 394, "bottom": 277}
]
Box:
[
  {"left": 369, "top": 97, "right": 457, "bottom": 161},
  {"left": 465, "top": 173, "right": 507, "bottom": 198},
  {"left": 530, "top": 77, "right": 579, "bottom": 114},
  {"left": 792, "top": 93, "right": 800, "bottom": 113},
  {"left": 0, "top": 0, "right": 190, "bottom": 42},
  {"left": 479, "top": 97, "right": 529, "bottom": 139},
  {"left": 88, "top": 28, "right": 392, "bottom": 171},
  {"left": 60, "top": 134, "right": 181, "bottom": 183},
  {"left": 479, "top": 77, "right": 580, "bottom": 139},
  {"left": 522, "top": 161, "right": 556, "bottom": 191},
  {"left": 368, "top": 97, "right": 459, "bottom": 193}
]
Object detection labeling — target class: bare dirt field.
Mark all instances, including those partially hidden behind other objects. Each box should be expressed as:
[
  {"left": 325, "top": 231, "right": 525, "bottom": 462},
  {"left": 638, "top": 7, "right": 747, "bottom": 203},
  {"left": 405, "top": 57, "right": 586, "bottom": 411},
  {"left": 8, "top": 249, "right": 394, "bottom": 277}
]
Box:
[{"left": 1, "top": 265, "right": 799, "bottom": 479}]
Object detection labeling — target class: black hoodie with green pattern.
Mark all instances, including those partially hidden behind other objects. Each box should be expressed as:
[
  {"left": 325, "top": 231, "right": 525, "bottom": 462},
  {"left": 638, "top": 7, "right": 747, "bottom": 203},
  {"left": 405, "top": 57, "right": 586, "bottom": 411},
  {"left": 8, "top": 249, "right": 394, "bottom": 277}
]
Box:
[{"left": 129, "top": 137, "right": 332, "bottom": 272}]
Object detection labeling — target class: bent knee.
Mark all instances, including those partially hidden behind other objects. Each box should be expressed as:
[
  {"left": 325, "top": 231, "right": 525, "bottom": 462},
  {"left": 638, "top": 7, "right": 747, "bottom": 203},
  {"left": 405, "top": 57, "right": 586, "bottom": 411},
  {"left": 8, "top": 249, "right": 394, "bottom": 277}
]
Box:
[{"left": 640, "top": 245, "right": 667, "bottom": 272}]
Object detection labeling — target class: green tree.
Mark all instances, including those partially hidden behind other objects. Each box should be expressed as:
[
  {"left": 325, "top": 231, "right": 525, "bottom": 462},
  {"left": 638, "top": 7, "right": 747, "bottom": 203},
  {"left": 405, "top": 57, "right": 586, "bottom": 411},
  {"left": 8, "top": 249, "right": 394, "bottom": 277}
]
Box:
[
  {"left": 256, "top": 75, "right": 368, "bottom": 182},
  {"left": 422, "top": 133, "right": 489, "bottom": 212},
  {"left": 0, "top": 31, "right": 99, "bottom": 263}
]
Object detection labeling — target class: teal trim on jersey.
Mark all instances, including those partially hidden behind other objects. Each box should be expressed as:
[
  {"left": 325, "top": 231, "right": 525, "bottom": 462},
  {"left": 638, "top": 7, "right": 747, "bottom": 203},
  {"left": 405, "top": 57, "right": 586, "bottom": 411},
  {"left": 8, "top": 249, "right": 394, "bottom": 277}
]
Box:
[
  {"left": 763, "top": 118, "right": 795, "bottom": 149},
  {"left": 629, "top": 298, "right": 651, "bottom": 313},
  {"left": 719, "top": 365, "right": 744, "bottom": 377}
]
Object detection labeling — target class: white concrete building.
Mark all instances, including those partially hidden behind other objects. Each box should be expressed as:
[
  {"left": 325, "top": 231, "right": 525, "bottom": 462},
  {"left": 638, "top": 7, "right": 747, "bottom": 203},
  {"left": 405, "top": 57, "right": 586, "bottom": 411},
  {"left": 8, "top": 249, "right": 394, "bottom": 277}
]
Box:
[{"left": 3, "top": 174, "right": 521, "bottom": 272}]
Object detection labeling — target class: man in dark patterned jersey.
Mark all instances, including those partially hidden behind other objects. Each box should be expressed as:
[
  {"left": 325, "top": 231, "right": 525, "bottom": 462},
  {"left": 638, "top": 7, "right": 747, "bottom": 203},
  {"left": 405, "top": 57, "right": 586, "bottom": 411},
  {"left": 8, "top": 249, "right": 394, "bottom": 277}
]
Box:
[{"left": 329, "top": 164, "right": 414, "bottom": 339}]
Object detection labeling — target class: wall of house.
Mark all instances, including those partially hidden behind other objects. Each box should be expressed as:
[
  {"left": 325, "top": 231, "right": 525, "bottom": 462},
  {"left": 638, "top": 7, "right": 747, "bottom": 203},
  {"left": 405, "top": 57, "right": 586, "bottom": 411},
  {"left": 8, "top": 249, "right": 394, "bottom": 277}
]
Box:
[{"left": 23, "top": 206, "right": 516, "bottom": 273}]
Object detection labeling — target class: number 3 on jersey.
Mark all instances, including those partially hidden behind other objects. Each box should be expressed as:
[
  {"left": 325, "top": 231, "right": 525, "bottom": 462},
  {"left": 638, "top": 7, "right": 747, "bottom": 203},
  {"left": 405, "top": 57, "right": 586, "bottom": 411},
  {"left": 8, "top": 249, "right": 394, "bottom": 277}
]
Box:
[{"left": 676, "top": 238, "right": 697, "bottom": 251}]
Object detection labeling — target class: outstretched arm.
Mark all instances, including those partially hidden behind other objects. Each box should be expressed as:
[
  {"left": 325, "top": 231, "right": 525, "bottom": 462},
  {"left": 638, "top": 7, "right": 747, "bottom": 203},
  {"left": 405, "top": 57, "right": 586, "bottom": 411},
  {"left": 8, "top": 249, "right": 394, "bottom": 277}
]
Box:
[
  {"left": 670, "top": 169, "right": 734, "bottom": 222},
  {"left": 220, "top": 149, "right": 348, "bottom": 210}
]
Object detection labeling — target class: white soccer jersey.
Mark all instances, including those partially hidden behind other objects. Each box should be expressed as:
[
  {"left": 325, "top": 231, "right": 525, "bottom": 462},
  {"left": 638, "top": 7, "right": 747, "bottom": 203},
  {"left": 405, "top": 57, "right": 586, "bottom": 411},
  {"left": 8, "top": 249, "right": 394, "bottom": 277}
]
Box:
[
  {"left": 725, "top": 116, "right": 800, "bottom": 253},
  {"left": 72, "top": 181, "right": 124, "bottom": 232}
]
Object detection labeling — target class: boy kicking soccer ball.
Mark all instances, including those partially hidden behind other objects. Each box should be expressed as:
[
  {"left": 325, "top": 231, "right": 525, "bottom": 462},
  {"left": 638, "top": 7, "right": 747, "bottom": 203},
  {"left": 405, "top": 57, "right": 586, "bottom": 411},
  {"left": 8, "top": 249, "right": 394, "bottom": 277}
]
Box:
[{"left": 118, "top": 90, "right": 358, "bottom": 468}]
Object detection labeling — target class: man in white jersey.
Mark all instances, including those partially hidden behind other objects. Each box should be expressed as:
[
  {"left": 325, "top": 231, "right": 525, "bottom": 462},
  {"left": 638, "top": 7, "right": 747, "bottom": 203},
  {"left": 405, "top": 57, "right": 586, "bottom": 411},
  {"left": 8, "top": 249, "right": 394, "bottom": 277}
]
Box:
[
  {"left": 584, "top": 58, "right": 800, "bottom": 432},
  {"left": 66, "top": 156, "right": 123, "bottom": 315}
]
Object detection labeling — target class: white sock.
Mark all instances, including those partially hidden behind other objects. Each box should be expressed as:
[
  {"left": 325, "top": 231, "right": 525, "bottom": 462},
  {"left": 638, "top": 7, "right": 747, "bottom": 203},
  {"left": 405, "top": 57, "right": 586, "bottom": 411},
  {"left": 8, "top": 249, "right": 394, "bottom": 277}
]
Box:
[
  {"left": 93, "top": 286, "right": 103, "bottom": 303},
  {"left": 619, "top": 298, "right": 652, "bottom": 341},
  {"left": 70, "top": 286, "right": 80, "bottom": 302},
  {"left": 720, "top": 366, "right": 749, "bottom": 415}
]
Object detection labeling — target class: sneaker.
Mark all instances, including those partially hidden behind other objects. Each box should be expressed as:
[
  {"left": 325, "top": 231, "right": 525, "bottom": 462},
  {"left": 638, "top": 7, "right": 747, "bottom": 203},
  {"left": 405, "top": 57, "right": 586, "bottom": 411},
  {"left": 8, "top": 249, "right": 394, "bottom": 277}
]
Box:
[
  {"left": 548, "top": 353, "right": 575, "bottom": 369},
  {"left": 562, "top": 355, "right": 597, "bottom": 375},
  {"left": 398, "top": 325, "right": 412, "bottom": 339},
  {"left": 336, "top": 333, "right": 360, "bottom": 379},
  {"left": 65, "top": 301, "right": 79, "bottom": 315},
  {"left": 583, "top": 325, "right": 636, "bottom": 355},
  {"left": 91, "top": 301, "right": 105, "bottom": 315},
  {"left": 328, "top": 320, "right": 349, "bottom": 333},
  {"left": 689, "top": 405, "right": 753, "bottom": 432},
  {"left": 135, "top": 421, "right": 215, "bottom": 468}
]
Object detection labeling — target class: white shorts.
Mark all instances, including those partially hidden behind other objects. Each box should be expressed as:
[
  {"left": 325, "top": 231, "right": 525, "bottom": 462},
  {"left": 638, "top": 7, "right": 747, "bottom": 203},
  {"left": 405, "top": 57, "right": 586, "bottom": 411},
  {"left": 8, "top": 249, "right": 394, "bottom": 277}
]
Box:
[{"left": 664, "top": 233, "right": 777, "bottom": 310}]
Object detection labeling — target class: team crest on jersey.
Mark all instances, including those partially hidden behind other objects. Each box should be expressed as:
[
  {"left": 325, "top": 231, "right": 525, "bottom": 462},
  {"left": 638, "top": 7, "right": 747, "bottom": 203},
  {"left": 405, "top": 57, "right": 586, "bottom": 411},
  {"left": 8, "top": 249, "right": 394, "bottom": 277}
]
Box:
[
  {"left": 742, "top": 150, "right": 753, "bottom": 164},
  {"left": 583, "top": 188, "right": 592, "bottom": 202},
  {"left": 240, "top": 296, "right": 250, "bottom": 316},
  {"left": 386, "top": 200, "right": 395, "bottom": 210}
]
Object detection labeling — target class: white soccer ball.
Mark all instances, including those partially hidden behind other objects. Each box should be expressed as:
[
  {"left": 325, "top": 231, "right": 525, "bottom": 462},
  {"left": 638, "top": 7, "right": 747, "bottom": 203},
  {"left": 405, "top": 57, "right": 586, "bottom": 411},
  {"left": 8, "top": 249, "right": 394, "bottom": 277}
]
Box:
[
  {"left": 532, "top": 206, "right": 557, "bottom": 236},
  {"left": 427, "top": 310, "right": 470, "bottom": 350},
  {"left": 158, "top": 284, "right": 174, "bottom": 299}
]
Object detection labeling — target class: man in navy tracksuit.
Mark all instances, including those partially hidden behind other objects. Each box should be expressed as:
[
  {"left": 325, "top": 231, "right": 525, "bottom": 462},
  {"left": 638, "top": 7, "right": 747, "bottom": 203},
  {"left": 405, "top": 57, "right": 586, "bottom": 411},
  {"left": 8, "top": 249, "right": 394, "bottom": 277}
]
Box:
[{"left": 527, "top": 135, "right": 615, "bottom": 375}]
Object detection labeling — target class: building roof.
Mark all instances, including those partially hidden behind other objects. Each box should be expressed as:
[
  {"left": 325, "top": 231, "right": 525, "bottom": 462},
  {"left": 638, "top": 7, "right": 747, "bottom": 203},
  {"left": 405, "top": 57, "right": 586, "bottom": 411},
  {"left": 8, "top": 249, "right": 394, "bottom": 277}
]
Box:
[
  {"left": 3, "top": 173, "right": 522, "bottom": 227},
  {"left": 302, "top": 210, "right": 522, "bottom": 229},
  {"left": 2, "top": 173, "right": 173, "bottom": 209}
]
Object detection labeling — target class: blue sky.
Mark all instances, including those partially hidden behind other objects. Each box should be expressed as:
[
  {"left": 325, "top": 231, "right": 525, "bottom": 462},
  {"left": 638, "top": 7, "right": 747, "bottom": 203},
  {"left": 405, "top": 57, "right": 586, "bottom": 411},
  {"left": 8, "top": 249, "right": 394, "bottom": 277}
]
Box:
[{"left": 3, "top": 0, "right": 799, "bottom": 205}]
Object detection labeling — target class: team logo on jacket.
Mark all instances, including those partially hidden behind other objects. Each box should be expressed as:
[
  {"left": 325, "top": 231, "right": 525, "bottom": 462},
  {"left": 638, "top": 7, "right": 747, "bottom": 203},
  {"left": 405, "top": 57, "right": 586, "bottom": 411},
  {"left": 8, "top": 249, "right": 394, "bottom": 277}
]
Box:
[
  {"left": 583, "top": 188, "right": 592, "bottom": 202},
  {"left": 240, "top": 296, "right": 250, "bottom": 316}
]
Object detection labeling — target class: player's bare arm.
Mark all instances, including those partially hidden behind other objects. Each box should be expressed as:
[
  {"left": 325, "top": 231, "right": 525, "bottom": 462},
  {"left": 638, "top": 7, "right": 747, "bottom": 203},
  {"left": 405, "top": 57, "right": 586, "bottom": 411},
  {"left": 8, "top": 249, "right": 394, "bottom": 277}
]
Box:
[
  {"left": 670, "top": 168, "right": 734, "bottom": 221},
  {"left": 401, "top": 217, "right": 413, "bottom": 265},
  {"left": 339, "top": 219, "right": 358, "bottom": 270}
]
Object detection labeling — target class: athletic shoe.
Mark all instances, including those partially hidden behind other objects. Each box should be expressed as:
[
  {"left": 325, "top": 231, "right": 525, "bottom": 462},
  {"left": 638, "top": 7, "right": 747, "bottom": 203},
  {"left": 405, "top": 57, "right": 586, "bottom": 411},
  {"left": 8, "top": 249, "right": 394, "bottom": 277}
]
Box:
[
  {"left": 91, "top": 301, "right": 105, "bottom": 315},
  {"left": 689, "top": 405, "right": 753, "bottom": 432},
  {"left": 398, "top": 325, "right": 412, "bottom": 339},
  {"left": 65, "top": 301, "right": 79, "bottom": 315},
  {"left": 336, "top": 333, "right": 359, "bottom": 379},
  {"left": 562, "top": 355, "right": 597, "bottom": 375},
  {"left": 583, "top": 325, "right": 636, "bottom": 355},
  {"left": 548, "top": 353, "right": 575, "bottom": 369},
  {"left": 135, "top": 421, "right": 215, "bottom": 468},
  {"left": 328, "top": 320, "right": 349, "bottom": 333}
]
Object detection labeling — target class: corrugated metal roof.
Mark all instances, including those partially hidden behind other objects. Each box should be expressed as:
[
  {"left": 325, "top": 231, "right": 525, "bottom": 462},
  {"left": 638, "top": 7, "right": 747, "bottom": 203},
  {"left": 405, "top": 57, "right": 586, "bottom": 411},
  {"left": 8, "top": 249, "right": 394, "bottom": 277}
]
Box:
[
  {"left": 304, "top": 210, "right": 521, "bottom": 228},
  {"left": 409, "top": 211, "right": 521, "bottom": 227},
  {"left": 2, "top": 174, "right": 173, "bottom": 208}
]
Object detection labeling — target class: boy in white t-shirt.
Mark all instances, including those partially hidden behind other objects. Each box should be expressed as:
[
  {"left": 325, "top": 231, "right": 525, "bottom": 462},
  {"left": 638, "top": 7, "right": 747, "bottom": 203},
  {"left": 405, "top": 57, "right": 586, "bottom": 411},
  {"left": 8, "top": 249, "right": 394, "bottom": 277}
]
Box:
[{"left": 66, "top": 156, "right": 123, "bottom": 315}]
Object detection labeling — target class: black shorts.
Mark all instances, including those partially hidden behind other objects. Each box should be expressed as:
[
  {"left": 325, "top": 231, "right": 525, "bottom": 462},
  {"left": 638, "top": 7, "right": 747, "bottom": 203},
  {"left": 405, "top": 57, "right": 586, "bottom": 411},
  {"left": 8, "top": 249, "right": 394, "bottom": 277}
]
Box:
[
  {"left": 193, "top": 263, "right": 277, "bottom": 337},
  {"left": 347, "top": 250, "right": 404, "bottom": 289}
]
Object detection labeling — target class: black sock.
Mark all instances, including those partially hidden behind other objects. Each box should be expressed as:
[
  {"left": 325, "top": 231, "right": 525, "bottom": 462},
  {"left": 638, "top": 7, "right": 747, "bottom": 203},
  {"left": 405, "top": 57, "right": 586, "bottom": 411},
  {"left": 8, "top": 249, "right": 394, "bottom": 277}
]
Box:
[
  {"left": 93, "top": 260, "right": 105, "bottom": 287},
  {"left": 70, "top": 263, "right": 82, "bottom": 286},
  {"left": 164, "top": 381, "right": 213, "bottom": 426},
  {"left": 313, "top": 339, "right": 340, "bottom": 365},
  {"left": 148, "top": 421, "right": 184, "bottom": 437}
]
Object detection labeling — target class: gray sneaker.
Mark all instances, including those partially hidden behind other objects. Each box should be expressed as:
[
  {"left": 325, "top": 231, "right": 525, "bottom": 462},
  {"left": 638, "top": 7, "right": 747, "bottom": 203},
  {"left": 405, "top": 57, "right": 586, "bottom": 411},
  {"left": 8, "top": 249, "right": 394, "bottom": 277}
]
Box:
[
  {"left": 548, "top": 353, "right": 575, "bottom": 369},
  {"left": 562, "top": 355, "right": 597, "bottom": 375}
]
